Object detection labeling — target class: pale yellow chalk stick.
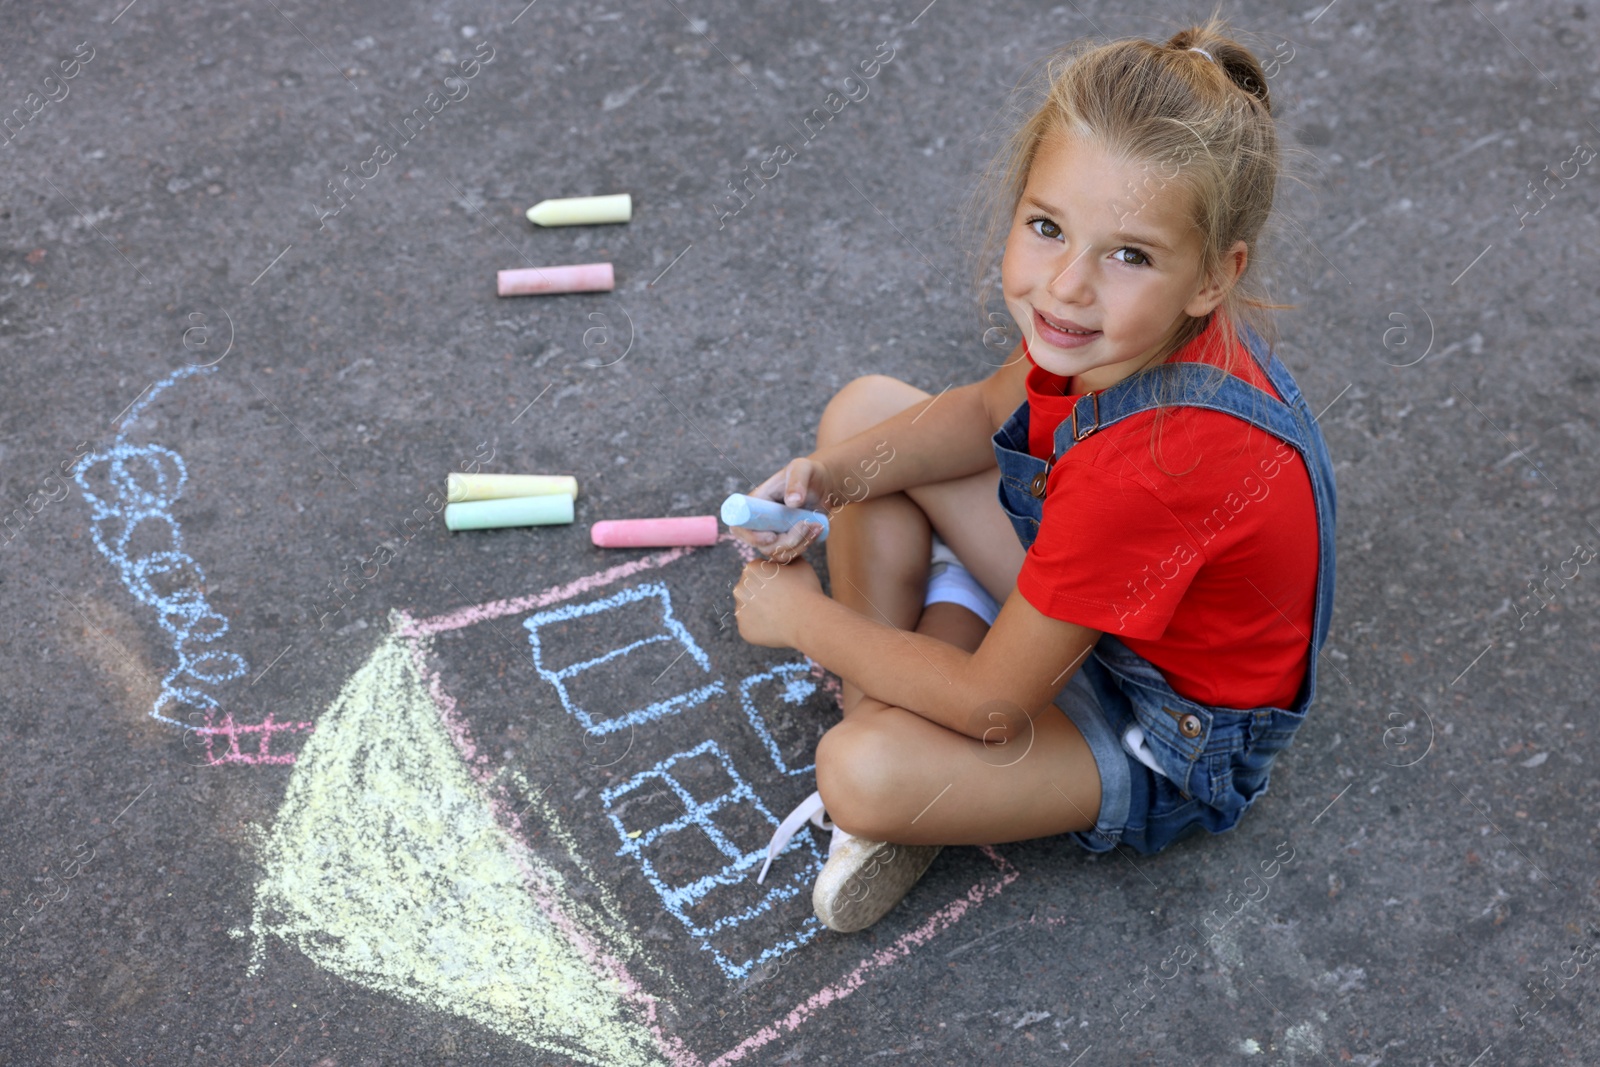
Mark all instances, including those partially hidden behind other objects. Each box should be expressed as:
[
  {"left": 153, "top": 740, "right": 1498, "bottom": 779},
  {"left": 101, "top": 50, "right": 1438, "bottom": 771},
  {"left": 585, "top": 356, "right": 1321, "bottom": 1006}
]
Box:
[
  {"left": 525, "top": 193, "right": 632, "bottom": 227},
  {"left": 447, "top": 473, "right": 579, "bottom": 503}
]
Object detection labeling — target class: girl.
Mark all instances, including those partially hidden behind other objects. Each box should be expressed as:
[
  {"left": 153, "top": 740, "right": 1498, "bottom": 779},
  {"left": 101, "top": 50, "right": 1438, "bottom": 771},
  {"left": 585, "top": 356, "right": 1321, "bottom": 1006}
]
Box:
[{"left": 734, "top": 20, "right": 1335, "bottom": 934}]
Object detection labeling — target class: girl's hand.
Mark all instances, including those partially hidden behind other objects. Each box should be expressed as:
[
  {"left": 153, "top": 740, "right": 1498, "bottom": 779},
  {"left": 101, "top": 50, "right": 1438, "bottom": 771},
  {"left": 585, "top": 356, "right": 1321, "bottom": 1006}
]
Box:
[
  {"left": 730, "top": 457, "right": 835, "bottom": 563},
  {"left": 734, "top": 556, "right": 824, "bottom": 647}
]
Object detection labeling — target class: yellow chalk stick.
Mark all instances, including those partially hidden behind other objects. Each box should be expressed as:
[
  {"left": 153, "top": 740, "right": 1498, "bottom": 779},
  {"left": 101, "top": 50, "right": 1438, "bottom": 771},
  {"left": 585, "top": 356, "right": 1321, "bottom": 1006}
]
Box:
[
  {"left": 525, "top": 193, "right": 632, "bottom": 227},
  {"left": 447, "top": 473, "right": 579, "bottom": 503}
]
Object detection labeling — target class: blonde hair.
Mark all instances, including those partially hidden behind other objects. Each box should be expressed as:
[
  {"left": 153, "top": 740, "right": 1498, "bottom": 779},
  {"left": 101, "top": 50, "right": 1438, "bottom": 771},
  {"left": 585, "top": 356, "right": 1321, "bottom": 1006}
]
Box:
[{"left": 971, "top": 16, "right": 1292, "bottom": 385}]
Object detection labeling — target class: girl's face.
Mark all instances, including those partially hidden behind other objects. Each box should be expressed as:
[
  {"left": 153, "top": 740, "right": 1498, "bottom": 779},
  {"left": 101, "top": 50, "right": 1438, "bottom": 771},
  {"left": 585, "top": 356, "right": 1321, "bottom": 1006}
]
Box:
[{"left": 1001, "top": 129, "right": 1245, "bottom": 393}]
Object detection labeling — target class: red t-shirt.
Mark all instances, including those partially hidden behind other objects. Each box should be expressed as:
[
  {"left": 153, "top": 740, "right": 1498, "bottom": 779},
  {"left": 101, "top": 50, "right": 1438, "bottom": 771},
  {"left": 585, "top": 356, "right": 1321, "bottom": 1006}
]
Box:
[{"left": 1016, "top": 316, "right": 1318, "bottom": 709}]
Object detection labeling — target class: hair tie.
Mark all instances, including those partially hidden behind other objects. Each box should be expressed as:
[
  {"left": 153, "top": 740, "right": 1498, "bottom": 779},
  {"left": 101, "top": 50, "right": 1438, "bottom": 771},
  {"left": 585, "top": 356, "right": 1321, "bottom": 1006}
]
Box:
[{"left": 1188, "top": 46, "right": 1214, "bottom": 61}]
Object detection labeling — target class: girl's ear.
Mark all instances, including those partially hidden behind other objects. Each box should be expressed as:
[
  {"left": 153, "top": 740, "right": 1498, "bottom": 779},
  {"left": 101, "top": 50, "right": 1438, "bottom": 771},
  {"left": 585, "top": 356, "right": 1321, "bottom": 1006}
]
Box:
[{"left": 1184, "top": 240, "right": 1248, "bottom": 318}]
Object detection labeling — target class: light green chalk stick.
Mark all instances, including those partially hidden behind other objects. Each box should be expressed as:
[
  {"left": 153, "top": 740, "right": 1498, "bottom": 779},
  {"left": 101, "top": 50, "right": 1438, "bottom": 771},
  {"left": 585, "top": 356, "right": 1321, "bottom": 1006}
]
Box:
[
  {"left": 525, "top": 193, "right": 632, "bottom": 227},
  {"left": 445, "top": 494, "right": 574, "bottom": 531}
]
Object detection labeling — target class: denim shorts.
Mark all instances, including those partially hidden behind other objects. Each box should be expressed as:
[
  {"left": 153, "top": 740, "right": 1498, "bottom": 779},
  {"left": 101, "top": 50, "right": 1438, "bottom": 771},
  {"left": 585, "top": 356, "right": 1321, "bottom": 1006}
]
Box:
[
  {"left": 1051, "top": 668, "right": 1137, "bottom": 855},
  {"left": 1051, "top": 646, "right": 1307, "bottom": 856},
  {"left": 955, "top": 571, "right": 1284, "bottom": 856},
  {"left": 1056, "top": 667, "right": 1226, "bottom": 856}
]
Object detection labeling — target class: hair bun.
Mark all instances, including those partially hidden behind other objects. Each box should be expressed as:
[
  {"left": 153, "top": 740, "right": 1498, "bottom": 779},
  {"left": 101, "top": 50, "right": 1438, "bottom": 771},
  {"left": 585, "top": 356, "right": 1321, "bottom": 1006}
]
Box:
[{"left": 1166, "top": 27, "right": 1273, "bottom": 114}]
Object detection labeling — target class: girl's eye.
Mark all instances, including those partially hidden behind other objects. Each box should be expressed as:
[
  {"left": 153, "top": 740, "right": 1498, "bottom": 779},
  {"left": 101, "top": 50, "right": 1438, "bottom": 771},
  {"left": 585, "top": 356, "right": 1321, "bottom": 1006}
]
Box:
[
  {"left": 1028, "top": 217, "right": 1062, "bottom": 240},
  {"left": 1113, "top": 247, "right": 1152, "bottom": 267}
]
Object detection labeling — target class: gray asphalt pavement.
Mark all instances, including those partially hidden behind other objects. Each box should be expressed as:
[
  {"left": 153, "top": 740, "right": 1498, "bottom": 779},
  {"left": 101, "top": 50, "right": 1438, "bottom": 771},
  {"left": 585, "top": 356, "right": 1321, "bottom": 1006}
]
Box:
[{"left": 2, "top": 1, "right": 1598, "bottom": 1064}]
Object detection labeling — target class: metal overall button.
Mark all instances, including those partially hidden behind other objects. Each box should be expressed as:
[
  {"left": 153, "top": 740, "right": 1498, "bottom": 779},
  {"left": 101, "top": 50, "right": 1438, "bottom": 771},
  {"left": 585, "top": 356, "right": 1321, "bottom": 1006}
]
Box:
[
  {"left": 1030, "top": 454, "right": 1055, "bottom": 499},
  {"left": 1163, "top": 705, "right": 1205, "bottom": 741}
]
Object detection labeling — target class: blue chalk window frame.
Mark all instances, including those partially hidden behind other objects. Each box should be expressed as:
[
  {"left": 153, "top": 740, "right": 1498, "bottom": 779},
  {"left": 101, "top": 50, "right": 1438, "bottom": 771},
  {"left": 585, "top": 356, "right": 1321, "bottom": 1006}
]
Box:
[
  {"left": 737, "top": 662, "right": 823, "bottom": 777},
  {"left": 603, "top": 738, "right": 824, "bottom": 980},
  {"left": 522, "top": 581, "right": 725, "bottom": 736}
]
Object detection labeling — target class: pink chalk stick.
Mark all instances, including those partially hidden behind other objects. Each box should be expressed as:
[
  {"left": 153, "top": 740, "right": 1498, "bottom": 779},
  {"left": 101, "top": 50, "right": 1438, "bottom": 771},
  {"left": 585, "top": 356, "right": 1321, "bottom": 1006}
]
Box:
[
  {"left": 590, "top": 515, "right": 719, "bottom": 548},
  {"left": 496, "top": 262, "right": 615, "bottom": 297}
]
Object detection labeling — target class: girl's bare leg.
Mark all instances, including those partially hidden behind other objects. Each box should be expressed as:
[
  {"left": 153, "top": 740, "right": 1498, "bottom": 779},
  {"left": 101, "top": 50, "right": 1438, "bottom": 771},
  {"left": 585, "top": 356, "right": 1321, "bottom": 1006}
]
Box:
[
  {"left": 811, "top": 375, "right": 1101, "bottom": 845},
  {"left": 816, "top": 375, "right": 1024, "bottom": 714}
]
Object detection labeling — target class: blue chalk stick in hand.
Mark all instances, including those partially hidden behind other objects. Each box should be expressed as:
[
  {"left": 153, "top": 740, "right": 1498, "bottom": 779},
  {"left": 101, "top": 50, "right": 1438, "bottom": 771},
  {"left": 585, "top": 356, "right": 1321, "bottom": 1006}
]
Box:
[{"left": 720, "top": 493, "right": 829, "bottom": 542}]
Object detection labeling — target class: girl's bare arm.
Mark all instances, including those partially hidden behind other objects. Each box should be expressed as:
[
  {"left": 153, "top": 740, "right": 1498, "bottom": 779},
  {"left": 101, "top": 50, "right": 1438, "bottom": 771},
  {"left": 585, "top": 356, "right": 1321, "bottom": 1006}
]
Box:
[
  {"left": 811, "top": 344, "right": 1030, "bottom": 498},
  {"left": 785, "top": 579, "right": 1099, "bottom": 740},
  {"left": 735, "top": 346, "right": 1030, "bottom": 559}
]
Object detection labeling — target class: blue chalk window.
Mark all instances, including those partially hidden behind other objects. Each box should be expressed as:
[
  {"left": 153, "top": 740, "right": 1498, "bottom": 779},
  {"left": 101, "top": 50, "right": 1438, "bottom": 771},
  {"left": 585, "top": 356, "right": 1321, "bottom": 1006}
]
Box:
[
  {"left": 737, "top": 662, "right": 827, "bottom": 777},
  {"left": 604, "top": 739, "right": 823, "bottom": 980},
  {"left": 522, "top": 581, "right": 724, "bottom": 736}
]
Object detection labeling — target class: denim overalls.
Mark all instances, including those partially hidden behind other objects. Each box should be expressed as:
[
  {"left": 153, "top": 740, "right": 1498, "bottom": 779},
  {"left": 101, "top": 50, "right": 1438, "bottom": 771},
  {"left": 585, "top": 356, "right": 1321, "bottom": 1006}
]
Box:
[{"left": 992, "top": 324, "right": 1337, "bottom": 855}]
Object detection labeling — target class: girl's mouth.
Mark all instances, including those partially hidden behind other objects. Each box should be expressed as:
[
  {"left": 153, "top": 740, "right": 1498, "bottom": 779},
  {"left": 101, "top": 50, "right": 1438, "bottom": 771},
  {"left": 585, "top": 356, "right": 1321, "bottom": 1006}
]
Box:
[{"left": 1034, "top": 309, "right": 1100, "bottom": 349}]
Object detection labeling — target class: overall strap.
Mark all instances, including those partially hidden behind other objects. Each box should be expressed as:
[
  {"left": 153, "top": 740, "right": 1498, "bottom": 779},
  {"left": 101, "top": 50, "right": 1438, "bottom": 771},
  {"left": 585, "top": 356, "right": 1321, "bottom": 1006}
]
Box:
[{"left": 1053, "top": 362, "right": 1310, "bottom": 459}]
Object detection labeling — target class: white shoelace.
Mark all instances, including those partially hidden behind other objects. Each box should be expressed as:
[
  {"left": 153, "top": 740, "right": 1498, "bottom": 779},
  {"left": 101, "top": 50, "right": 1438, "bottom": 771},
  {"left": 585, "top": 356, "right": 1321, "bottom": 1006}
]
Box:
[{"left": 756, "top": 790, "right": 852, "bottom": 883}]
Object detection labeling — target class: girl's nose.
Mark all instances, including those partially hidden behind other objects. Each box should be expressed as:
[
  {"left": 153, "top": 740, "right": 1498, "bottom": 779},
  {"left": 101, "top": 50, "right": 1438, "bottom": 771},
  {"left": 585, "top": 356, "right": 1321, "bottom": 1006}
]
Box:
[{"left": 1047, "top": 246, "right": 1094, "bottom": 304}]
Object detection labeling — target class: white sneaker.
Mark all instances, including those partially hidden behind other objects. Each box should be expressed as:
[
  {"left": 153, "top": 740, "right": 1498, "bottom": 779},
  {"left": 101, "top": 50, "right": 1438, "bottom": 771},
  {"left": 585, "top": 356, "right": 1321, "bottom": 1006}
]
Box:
[{"left": 758, "top": 791, "right": 941, "bottom": 933}]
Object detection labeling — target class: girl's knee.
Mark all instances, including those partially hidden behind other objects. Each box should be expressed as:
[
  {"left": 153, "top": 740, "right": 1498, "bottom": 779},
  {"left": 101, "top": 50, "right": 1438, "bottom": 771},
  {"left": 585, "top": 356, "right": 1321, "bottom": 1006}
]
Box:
[
  {"left": 817, "top": 374, "right": 928, "bottom": 448},
  {"left": 815, "top": 720, "right": 902, "bottom": 838}
]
